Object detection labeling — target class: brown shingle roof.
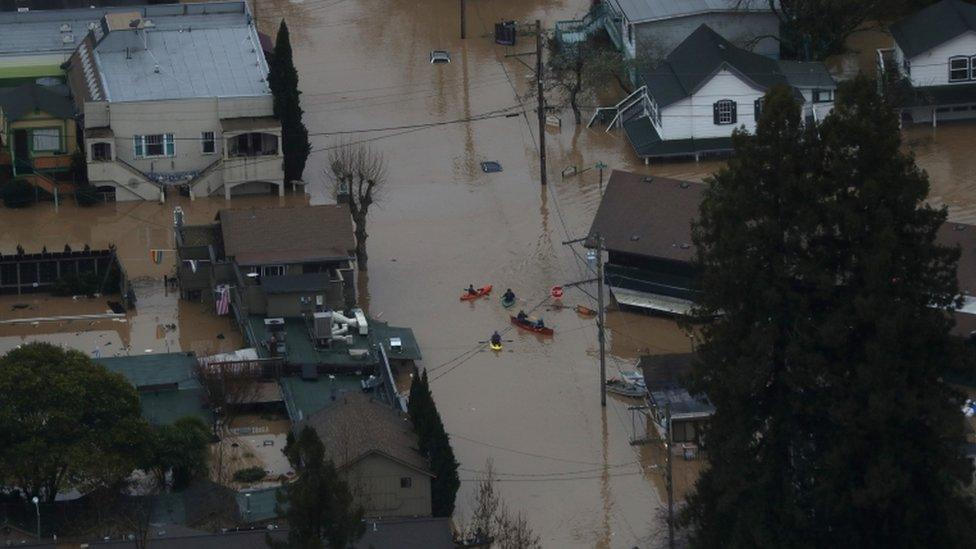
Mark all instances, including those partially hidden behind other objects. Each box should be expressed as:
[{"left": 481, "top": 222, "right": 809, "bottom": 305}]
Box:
[
  {"left": 300, "top": 393, "right": 431, "bottom": 475},
  {"left": 587, "top": 170, "right": 703, "bottom": 262},
  {"left": 217, "top": 205, "right": 355, "bottom": 266}
]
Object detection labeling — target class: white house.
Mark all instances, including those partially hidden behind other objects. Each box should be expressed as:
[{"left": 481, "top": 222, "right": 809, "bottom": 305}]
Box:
[
  {"left": 603, "top": 0, "right": 780, "bottom": 61},
  {"left": 599, "top": 25, "right": 835, "bottom": 161},
  {"left": 64, "top": 1, "right": 287, "bottom": 201},
  {"left": 880, "top": 0, "right": 976, "bottom": 125}
]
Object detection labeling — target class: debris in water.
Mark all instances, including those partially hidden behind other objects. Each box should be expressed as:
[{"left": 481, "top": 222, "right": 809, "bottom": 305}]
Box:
[
  {"left": 481, "top": 161, "right": 503, "bottom": 173},
  {"left": 217, "top": 333, "right": 225, "bottom": 339},
  {"left": 11, "top": 303, "right": 29, "bottom": 310}
]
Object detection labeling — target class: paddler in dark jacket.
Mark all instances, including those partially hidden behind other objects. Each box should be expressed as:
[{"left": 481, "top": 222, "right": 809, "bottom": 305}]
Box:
[
  {"left": 503, "top": 288, "right": 516, "bottom": 302},
  {"left": 490, "top": 331, "right": 502, "bottom": 346},
  {"left": 466, "top": 284, "right": 478, "bottom": 296},
  {"left": 516, "top": 310, "right": 528, "bottom": 322}
]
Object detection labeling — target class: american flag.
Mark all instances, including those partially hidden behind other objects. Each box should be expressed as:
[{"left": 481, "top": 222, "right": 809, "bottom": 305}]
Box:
[{"left": 216, "top": 285, "right": 231, "bottom": 316}]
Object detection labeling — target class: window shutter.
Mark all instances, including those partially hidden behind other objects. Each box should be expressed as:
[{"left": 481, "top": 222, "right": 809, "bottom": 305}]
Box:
[
  {"left": 712, "top": 102, "right": 720, "bottom": 124},
  {"left": 133, "top": 136, "right": 143, "bottom": 157},
  {"left": 730, "top": 101, "right": 738, "bottom": 123},
  {"left": 165, "top": 134, "right": 175, "bottom": 157}
]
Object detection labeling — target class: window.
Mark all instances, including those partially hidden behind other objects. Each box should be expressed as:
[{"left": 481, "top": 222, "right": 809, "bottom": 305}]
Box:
[
  {"left": 812, "top": 89, "right": 834, "bottom": 103},
  {"left": 201, "top": 131, "right": 215, "bottom": 154},
  {"left": 400, "top": 477, "right": 412, "bottom": 489},
  {"left": 261, "top": 265, "right": 285, "bottom": 277},
  {"left": 31, "top": 128, "right": 61, "bottom": 152},
  {"left": 949, "top": 56, "right": 970, "bottom": 82},
  {"left": 134, "top": 134, "right": 174, "bottom": 158},
  {"left": 753, "top": 98, "right": 763, "bottom": 121},
  {"left": 228, "top": 133, "right": 278, "bottom": 157},
  {"left": 91, "top": 142, "right": 111, "bottom": 161},
  {"left": 713, "top": 99, "right": 736, "bottom": 125},
  {"left": 671, "top": 420, "right": 697, "bottom": 444}
]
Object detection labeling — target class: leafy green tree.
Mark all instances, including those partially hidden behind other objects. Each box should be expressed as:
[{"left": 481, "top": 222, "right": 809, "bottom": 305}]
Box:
[
  {"left": 407, "top": 369, "right": 460, "bottom": 517},
  {"left": 273, "top": 427, "right": 365, "bottom": 549},
  {"left": 0, "top": 343, "right": 150, "bottom": 502},
  {"left": 267, "top": 20, "right": 311, "bottom": 184},
  {"left": 143, "top": 416, "right": 211, "bottom": 490},
  {"left": 682, "top": 79, "right": 976, "bottom": 546}
]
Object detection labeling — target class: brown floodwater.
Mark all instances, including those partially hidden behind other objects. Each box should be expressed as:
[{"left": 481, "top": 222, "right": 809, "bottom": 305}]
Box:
[{"left": 2, "top": 0, "right": 975, "bottom": 545}]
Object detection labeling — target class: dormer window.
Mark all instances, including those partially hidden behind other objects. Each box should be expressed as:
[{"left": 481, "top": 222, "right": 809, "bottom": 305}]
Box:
[
  {"left": 713, "top": 99, "right": 736, "bottom": 125},
  {"left": 949, "top": 56, "right": 970, "bottom": 82}
]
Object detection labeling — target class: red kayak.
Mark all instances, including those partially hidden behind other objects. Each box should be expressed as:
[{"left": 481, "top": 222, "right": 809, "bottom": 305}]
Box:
[
  {"left": 510, "top": 316, "right": 554, "bottom": 336},
  {"left": 460, "top": 284, "right": 492, "bottom": 301}
]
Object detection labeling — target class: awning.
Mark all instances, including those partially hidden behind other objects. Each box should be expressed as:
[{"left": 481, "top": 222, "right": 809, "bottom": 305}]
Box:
[
  {"left": 220, "top": 116, "right": 280, "bottom": 134},
  {"left": 609, "top": 285, "right": 694, "bottom": 316}
]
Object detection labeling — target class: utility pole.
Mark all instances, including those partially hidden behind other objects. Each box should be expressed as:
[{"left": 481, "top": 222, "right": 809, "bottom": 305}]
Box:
[
  {"left": 459, "top": 0, "right": 466, "bottom": 39},
  {"left": 665, "top": 403, "right": 675, "bottom": 549},
  {"left": 597, "top": 234, "right": 606, "bottom": 406},
  {"left": 535, "top": 19, "right": 547, "bottom": 186}
]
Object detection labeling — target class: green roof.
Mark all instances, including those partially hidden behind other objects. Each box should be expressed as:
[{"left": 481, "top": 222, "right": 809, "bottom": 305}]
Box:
[
  {"left": 236, "top": 486, "right": 281, "bottom": 523},
  {"left": 140, "top": 388, "right": 212, "bottom": 426},
  {"left": 373, "top": 322, "right": 422, "bottom": 361},
  {"left": 96, "top": 352, "right": 200, "bottom": 390},
  {"left": 247, "top": 316, "right": 377, "bottom": 366},
  {"left": 279, "top": 376, "right": 374, "bottom": 422}
]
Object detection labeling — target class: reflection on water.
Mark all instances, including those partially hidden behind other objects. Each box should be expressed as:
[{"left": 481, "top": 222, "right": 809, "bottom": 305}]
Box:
[{"left": 1, "top": 0, "right": 974, "bottom": 545}]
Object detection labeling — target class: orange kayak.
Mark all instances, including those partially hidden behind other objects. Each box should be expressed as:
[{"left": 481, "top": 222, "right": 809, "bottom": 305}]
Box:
[{"left": 460, "top": 284, "right": 492, "bottom": 301}]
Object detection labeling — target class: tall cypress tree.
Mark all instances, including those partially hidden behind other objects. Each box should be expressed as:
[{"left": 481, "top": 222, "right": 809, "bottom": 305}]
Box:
[
  {"left": 267, "top": 21, "right": 311, "bottom": 184},
  {"left": 682, "top": 79, "right": 976, "bottom": 547},
  {"left": 407, "top": 369, "right": 460, "bottom": 517}
]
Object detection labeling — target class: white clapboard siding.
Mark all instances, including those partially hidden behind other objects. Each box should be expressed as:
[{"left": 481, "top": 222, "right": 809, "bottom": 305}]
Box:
[
  {"left": 906, "top": 30, "right": 976, "bottom": 87},
  {"left": 659, "top": 68, "right": 763, "bottom": 140}
]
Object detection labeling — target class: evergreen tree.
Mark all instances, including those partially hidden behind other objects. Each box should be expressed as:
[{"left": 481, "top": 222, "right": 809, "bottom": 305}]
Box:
[
  {"left": 273, "top": 427, "right": 365, "bottom": 549},
  {"left": 682, "top": 79, "right": 976, "bottom": 546},
  {"left": 267, "top": 21, "right": 311, "bottom": 184},
  {"left": 407, "top": 369, "right": 460, "bottom": 517}
]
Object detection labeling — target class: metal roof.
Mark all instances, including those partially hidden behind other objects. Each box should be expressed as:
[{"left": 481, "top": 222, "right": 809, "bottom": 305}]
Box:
[
  {"left": 610, "top": 0, "right": 773, "bottom": 24},
  {"left": 261, "top": 273, "right": 332, "bottom": 295},
  {"left": 96, "top": 351, "right": 200, "bottom": 390},
  {"left": 890, "top": 0, "right": 976, "bottom": 58}
]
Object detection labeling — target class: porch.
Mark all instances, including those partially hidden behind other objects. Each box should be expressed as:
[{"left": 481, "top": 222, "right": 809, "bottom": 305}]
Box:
[{"left": 219, "top": 116, "right": 286, "bottom": 199}]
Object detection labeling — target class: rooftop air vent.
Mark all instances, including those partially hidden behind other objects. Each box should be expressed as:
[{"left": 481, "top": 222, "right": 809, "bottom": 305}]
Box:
[
  {"left": 642, "top": 176, "right": 653, "bottom": 183},
  {"left": 143, "top": 19, "right": 155, "bottom": 28},
  {"left": 680, "top": 181, "right": 690, "bottom": 189},
  {"left": 88, "top": 21, "right": 97, "bottom": 31},
  {"left": 62, "top": 34, "right": 74, "bottom": 44},
  {"left": 955, "top": 224, "right": 966, "bottom": 231},
  {"left": 153, "top": 64, "right": 160, "bottom": 73},
  {"left": 630, "top": 235, "right": 641, "bottom": 241},
  {"left": 60, "top": 23, "right": 72, "bottom": 32}
]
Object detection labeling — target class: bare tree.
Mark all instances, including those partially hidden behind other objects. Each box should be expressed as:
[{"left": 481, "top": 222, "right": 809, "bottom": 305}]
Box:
[
  {"left": 195, "top": 361, "right": 263, "bottom": 428},
  {"left": 456, "top": 459, "right": 540, "bottom": 548},
  {"left": 327, "top": 141, "right": 388, "bottom": 271},
  {"left": 547, "top": 34, "right": 632, "bottom": 125}
]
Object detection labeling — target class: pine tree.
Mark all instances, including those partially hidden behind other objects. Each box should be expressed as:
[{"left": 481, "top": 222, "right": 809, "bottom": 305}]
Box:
[
  {"left": 267, "top": 21, "right": 311, "bottom": 184},
  {"left": 682, "top": 79, "right": 976, "bottom": 547}
]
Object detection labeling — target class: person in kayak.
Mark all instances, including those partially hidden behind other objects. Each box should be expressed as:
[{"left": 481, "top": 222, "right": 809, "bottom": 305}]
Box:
[
  {"left": 466, "top": 284, "right": 478, "bottom": 296},
  {"left": 490, "top": 331, "right": 502, "bottom": 346},
  {"left": 503, "top": 288, "right": 515, "bottom": 302},
  {"left": 535, "top": 317, "right": 545, "bottom": 329},
  {"left": 516, "top": 310, "right": 528, "bottom": 322}
]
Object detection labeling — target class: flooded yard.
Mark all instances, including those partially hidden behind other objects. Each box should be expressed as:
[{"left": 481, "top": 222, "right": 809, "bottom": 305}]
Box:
[{"left": 1, "top": 0, "right": 975, "bottom": 546}]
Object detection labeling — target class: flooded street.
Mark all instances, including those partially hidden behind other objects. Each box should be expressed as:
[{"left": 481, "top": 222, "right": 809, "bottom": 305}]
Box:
[{"left": 2, "top": 0, "right": 976, "bottom": 546}]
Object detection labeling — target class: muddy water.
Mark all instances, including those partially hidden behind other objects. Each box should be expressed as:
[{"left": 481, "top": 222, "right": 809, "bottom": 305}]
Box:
[{"left": 0, "top": 0, "right": 974, "bottom": 545}]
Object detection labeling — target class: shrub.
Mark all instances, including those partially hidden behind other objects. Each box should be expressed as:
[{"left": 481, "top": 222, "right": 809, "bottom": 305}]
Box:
[
  {"left": 51, "top": 272, "right": 101, "bottom": 296},
  {"left": 233, "top": 466, "right": 266, "bottom": 483},
  {"left": 2, "top": 180, "right": 33, "bottom": 208}
]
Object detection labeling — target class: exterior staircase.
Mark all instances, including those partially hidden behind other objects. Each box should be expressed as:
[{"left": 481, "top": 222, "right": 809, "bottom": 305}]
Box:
[
  {"left": 22, "top": 172, "right": 76, "bottom": 196},
  {"left": 555, "top": 3, "right": 612, "bottom": 47}
]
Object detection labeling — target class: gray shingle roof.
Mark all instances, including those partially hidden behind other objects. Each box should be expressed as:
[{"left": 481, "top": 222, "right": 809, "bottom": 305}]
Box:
[
  {"left": 610, "top": 0, "right": 772, "bottom": 24},
  {"left": 640, "top": 25, "right": 801, "bottom": 108},
  {"left": 890, "top": 0, "right": 976, "bottom": 58},
  {"left": 300, "top": 392, "right": 431, "bottom": 475},
  {"left": 0, "top": 83, "right": 74, "bottom": 121},
  {"left": 778, "top": 60, "right": 836, "bottom": 90}
]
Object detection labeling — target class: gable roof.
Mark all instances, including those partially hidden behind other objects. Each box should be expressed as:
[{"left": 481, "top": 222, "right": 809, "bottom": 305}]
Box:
[
  {"left": 611, "top": 0, "right": 773, "bottom": 24},
  {"left": 217, "top": 205, "right": 355, "bottom": 266},
  {"left": 891, "top": 0, "right": 976, "bottom": 58},
  {"left": 587, "top": 170, "right": 703, "bottom": 262},
  {"left": 299, "top": 392, "right": 431, "bottom": 475},
  {"left": 641, "top": 24, "right": 817, "bottom": 108},
  {"left": 0, "top": 83, "right": 74, "bottom": 122}
]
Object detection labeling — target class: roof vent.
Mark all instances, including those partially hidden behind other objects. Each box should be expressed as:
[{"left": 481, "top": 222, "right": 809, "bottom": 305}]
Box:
[
  {"left": 17, "top": 7, "right": 28, "bottom": 12},
  {"left": 62, "top": 34, "right": 74, "bottom": 44},
  {"left": 680, "top": 243, "right": 691, "bottom": 249},
  {"left": 642, "top": 176, "right": 653, "bottom": 183},
  {"left": 718, "top": 43, "right": 726, "bottom": 50},
  {"left": 630, "top": 235, "right": 641, "bottom": 242},
  {"left": 153, "top": 64, "right": 160, "bottom": 73},
  {"left": 955, "top": 224, "right": 966, "bottom": 231},
  {"left": 60, "top": 23, "right": 72, "bottom": 32},
  {"left": 680, "top": 181, "right": 690, "bottom": 189}
]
